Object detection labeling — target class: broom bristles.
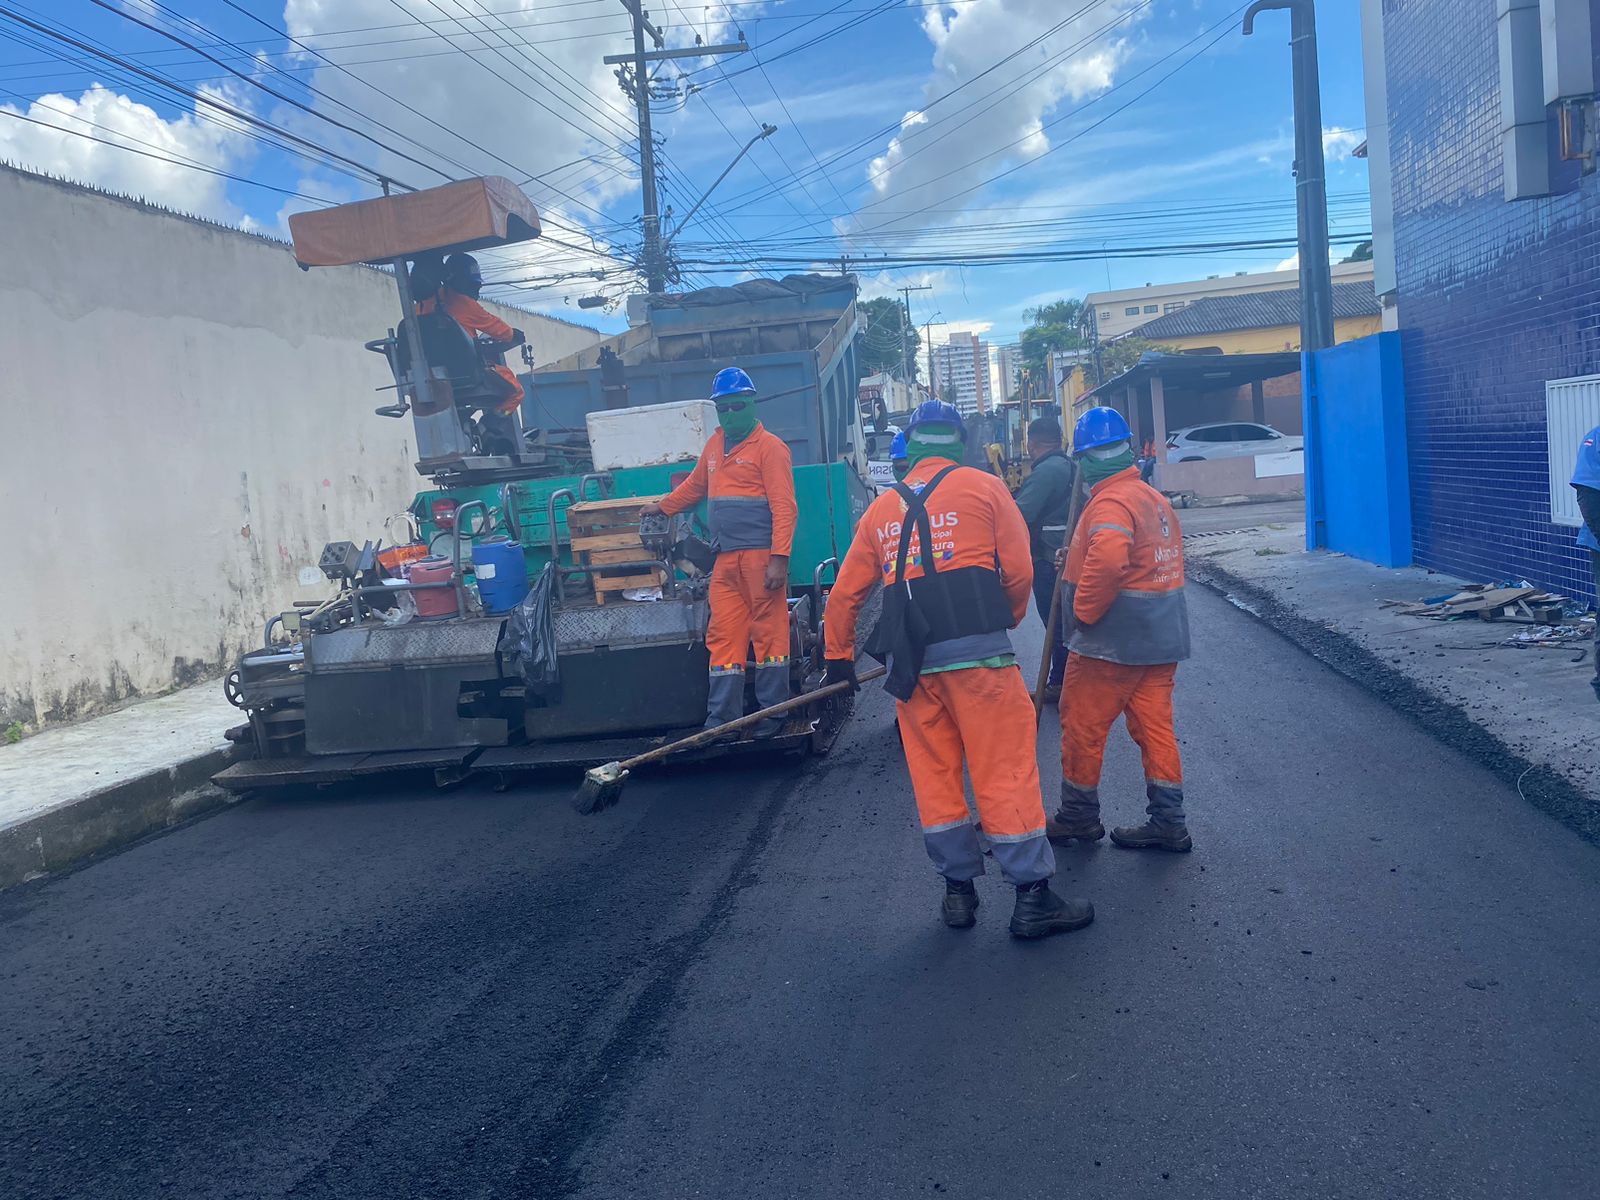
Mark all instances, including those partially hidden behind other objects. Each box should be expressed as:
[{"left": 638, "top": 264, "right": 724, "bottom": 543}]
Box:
[{"left": 572, "top": 761, "right": 628, "bottom": 814}]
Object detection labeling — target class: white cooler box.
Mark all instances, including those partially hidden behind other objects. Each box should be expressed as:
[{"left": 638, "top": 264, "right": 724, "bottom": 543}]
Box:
[{"left": 586, "top": 399, "right": 718, "bottom": 471}]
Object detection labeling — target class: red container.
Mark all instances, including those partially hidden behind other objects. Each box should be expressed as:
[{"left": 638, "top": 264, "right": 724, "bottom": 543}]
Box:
[{"left": 407, "top": 556, "right": 459, "bottom": 620}]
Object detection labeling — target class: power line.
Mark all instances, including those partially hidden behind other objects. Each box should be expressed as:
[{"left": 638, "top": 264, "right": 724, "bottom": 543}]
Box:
[
  {"left": 0, "top": 105, "right": 337, "bottom": 204},
  {"left": 84, "top": 0, "right": 457, "bottom": 185},
  {"left": 0, "top": 5, "right": 420, "bottom": 189}
]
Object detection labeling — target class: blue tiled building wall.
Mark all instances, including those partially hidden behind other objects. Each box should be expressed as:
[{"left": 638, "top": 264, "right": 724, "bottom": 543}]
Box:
[{"left": 1385, "top": 0, "right": 1600, "bottom": 598}]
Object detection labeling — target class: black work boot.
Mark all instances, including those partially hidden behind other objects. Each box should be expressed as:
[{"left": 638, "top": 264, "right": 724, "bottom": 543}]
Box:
[
  {"left": 1008, "top": 880, "right": 1094, "bottom": 939},
  {"left": 941, "top": 877, "right": 980, "bottom": 929},
  {"left": 1109, "top": 821, "right": 1193, "bottom": 852},
  {"left": 1046, "top": 812, "right": 1106, "bottom": 844},
  {"left": 1111, "top": 782, "right": 1193, "bottom": 853}
]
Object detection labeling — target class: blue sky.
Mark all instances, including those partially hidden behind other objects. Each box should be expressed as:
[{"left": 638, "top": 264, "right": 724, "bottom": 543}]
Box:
[{"left": 0, "top": 1, "right": 1372, "bottom": 346}]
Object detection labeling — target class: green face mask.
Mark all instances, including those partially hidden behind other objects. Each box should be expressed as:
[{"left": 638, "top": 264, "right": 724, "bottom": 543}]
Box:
[
  {"left": 907, "top": 423, "right": 963, "bottom": 465},
  {"left": 716, "top": 396, "right": 757, "bottom": 441},
  {"left": 1080, "top": 445, "right": 1136, "bottom": 486}
]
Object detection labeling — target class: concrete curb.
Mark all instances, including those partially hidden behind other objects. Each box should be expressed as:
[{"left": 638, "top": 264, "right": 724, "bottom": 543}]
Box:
[
  {"left": 1189, "top": 558, "right": 1600, "bottom": 847},
  {"left": 0, "top": 749, "right": 238, "bottom": 890}
]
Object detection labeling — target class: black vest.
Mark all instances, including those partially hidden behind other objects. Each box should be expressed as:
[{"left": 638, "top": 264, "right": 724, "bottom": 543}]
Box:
[{"left": 867, "top": 465, "right": 1014, "bottom": 700}]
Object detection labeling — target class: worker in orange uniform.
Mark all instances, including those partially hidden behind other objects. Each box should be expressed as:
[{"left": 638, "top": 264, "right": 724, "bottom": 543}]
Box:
[
  {"left": 417, "top": 253, "right": 527, "bottom": 413},
  {"left": 640, "top": 368, "right": 797, "bottom": 735},
  {"left": 822, "top": 400, "right": 1094, "bottom": 939},
  {"left": 1049, "top": 406, "right": 1194, "bottom": 853}
]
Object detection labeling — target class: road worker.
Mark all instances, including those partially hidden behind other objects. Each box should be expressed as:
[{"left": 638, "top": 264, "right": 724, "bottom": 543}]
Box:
[
  {"left": 1049, "top": 406, "right": 1193, "bottom": 852},
  {"left": 890, "top": 430, "right": 910, "bottom": 481},
  {"left": 822, "top": 399, "right": 1094, "bottom": 939},
  {"left": 418, "top": 252, "right": 527, "bottom": 414},
  {"left": 1012, "top": 416, "right": 1076, "bottom": 704},
  {"left": 1569, "top": 424, "right": 1600, "bottom": 701},
  {"left": 641, "top": 368, "right": 797, "bottom": 734}
]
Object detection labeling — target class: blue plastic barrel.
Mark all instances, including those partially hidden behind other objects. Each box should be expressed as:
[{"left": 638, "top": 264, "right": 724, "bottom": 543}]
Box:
[{"left": 473, "top": 536, "right": 530, "bottom": 614}]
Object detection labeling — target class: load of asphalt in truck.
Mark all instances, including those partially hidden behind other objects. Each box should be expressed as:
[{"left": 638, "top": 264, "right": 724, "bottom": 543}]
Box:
[{"left": 213, "top": 176, "right": 874, "bottom": 794}]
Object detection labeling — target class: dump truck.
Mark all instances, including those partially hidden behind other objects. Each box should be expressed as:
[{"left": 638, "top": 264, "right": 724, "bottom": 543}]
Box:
[{"left": 214, "top": 178, "right": 872, "bottom": 793}]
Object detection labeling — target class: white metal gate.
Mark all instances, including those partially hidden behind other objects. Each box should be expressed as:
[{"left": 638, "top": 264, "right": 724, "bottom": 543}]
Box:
[{"left": 1545, "top": 374, "right": 1600, "bottom": 527}]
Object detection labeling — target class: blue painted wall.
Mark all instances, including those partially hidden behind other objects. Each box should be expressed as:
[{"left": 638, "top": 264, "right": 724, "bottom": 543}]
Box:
[
  {"left": 1385, "top": 0, "right": 1600, "bottom": 596},
  {"left": 1305, "top": 332, "right": 1412, "bottom": 567}
]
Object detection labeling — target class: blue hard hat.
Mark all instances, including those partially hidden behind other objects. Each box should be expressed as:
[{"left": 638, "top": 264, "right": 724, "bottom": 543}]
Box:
[
  {"left": 1072, "top": 406, "right": 1133, "bottom": 456},
  {"left": 710, "top": 366, "right": 757, "bottom": 400},
  {"left": 889, "top": 431, "right": 908, "bottom": 459},
  {"left": 906, "top": 399, "right": 967, "bottom": 442}
]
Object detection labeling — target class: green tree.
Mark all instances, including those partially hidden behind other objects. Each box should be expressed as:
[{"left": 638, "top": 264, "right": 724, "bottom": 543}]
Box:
[
  {"left": 857, "top": 296, "right": 920, "bottom": 382},
  {"left": 1018, "top": 297, "right": 1086, "bottom": 381},
  {"left": 1096, "top": 336, "right": 1166, "bottom": 382},
  {"left": 1341, "top": 240, "right": 1374, "bottom": 263}
]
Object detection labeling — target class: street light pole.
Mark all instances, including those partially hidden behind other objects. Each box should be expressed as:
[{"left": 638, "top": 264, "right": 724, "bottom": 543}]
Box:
[
  {"left": 1244, "top": 0, "right": 1334, "bottom": 352},
  {"left": 664, "top": 124, "right": 776, "bottom": 248}
]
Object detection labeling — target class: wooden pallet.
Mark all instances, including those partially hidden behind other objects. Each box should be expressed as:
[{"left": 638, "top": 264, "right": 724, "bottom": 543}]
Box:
[{"left": 568, "top": 494, "right": 668, "bottom": 605}]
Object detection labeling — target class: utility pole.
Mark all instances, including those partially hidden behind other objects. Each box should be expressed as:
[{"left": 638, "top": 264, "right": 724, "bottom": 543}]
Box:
[
  {"left": 1244, "top": 0, "right": 1334, "bottom": 351},
  {"left": 924, "top": 318, "right": 939, "bottom": 403},
  {"left": 608, "top": 3, "right": 747, "bottom": 294},
  {"left": 897, "top": 284, "right": 932, "bottom": 389}
]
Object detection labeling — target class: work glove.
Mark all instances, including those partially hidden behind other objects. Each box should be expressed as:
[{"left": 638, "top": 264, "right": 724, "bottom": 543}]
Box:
[{"left": 823, "top": 658, "right": 859, "bottom": 694}]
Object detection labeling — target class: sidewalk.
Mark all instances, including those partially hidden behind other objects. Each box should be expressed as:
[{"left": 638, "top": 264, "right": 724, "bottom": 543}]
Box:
[
  {"left": 1185, "top": 518, "right": 1600, "bottom": 844},
  {"left": 0, "top": 683, "right": 238, "bottom": 888}
]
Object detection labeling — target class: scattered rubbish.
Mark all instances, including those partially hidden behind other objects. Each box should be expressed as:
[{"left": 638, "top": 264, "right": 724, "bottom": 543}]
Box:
[{"left": 1384, "top": 583, "right": 1576, "bottom": 625}]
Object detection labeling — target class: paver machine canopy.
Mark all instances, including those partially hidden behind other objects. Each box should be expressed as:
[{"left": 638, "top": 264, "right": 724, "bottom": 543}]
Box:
[{"left": 288, "top": 176, "right": 545, "bottom": 481}]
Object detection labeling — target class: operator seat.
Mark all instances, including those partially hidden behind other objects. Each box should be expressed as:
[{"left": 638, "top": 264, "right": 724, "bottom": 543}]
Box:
[{"left": 394, "top": 310, "right": 499, "bottom": 409}]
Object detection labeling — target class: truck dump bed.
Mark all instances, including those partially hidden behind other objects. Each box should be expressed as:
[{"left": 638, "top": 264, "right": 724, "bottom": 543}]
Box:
[{"left": 527, "top": 275, "right": 864, "bottom": 472}]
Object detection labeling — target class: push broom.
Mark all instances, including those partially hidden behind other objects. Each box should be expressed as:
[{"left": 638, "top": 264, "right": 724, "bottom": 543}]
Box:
[{"left": 573, "top": 664, "right": 888, "bottom": 813}]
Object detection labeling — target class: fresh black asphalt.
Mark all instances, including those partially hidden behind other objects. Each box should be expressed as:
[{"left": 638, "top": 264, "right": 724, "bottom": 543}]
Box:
[{"left": 3, "top": 584, "right": 1598, "bottom": 1199}]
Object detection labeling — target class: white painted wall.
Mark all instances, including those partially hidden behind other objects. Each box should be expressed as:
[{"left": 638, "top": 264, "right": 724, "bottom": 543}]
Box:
[{"left": 0, "top": 166, "right": 604, "bottom": 731}]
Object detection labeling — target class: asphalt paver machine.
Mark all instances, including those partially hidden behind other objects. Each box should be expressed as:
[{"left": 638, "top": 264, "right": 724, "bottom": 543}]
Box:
[{"left": 215, "top": 178, "right": 872, "bottom": 792}]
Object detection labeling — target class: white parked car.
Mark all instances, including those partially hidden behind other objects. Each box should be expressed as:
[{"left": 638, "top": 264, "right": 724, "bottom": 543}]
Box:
[{"left": 1166, "top": 422, "right": 1303, "bottom": 462}]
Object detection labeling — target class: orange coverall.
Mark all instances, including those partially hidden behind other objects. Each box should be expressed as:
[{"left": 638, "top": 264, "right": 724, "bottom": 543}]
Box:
[
  {"left": 659, "top": 423, "right": 797, "bottom": 725},
  {"left": 826, "top": 457, "right": 1055, "bottom": 885},
  {"left": 418, "top": 289, "right": 525, "bottom": 412},
  {"left": 1057, "top": 465, "right": 1192, "bottom": 831}
]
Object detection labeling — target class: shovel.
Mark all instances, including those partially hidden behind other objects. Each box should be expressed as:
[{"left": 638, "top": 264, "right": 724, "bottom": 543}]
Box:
[{"left": 573, "top": 665, "right": 888, "bottom": 813}]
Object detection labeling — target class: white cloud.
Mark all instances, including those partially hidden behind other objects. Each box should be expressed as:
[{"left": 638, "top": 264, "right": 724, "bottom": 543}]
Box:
[
  {"left": 1322, "top": 126, "right": 1362, "bottom": 160},
  {"left": 0, "top": 84, "right": 254, "bottom": 220},
  {"left": 1275, "top": 252, "right": 1298, "bottom": 271},
  {"left": 283, "top": 0, "right": 644, "bottom": 211},
  {"left": 851, "top": 0, "right": 1148, "bottom": 237}
]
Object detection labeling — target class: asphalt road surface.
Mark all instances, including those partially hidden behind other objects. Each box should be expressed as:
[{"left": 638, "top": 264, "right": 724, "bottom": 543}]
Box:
[{"left": 4, "top": 583, "right": 1598, "bottom": 1199}]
